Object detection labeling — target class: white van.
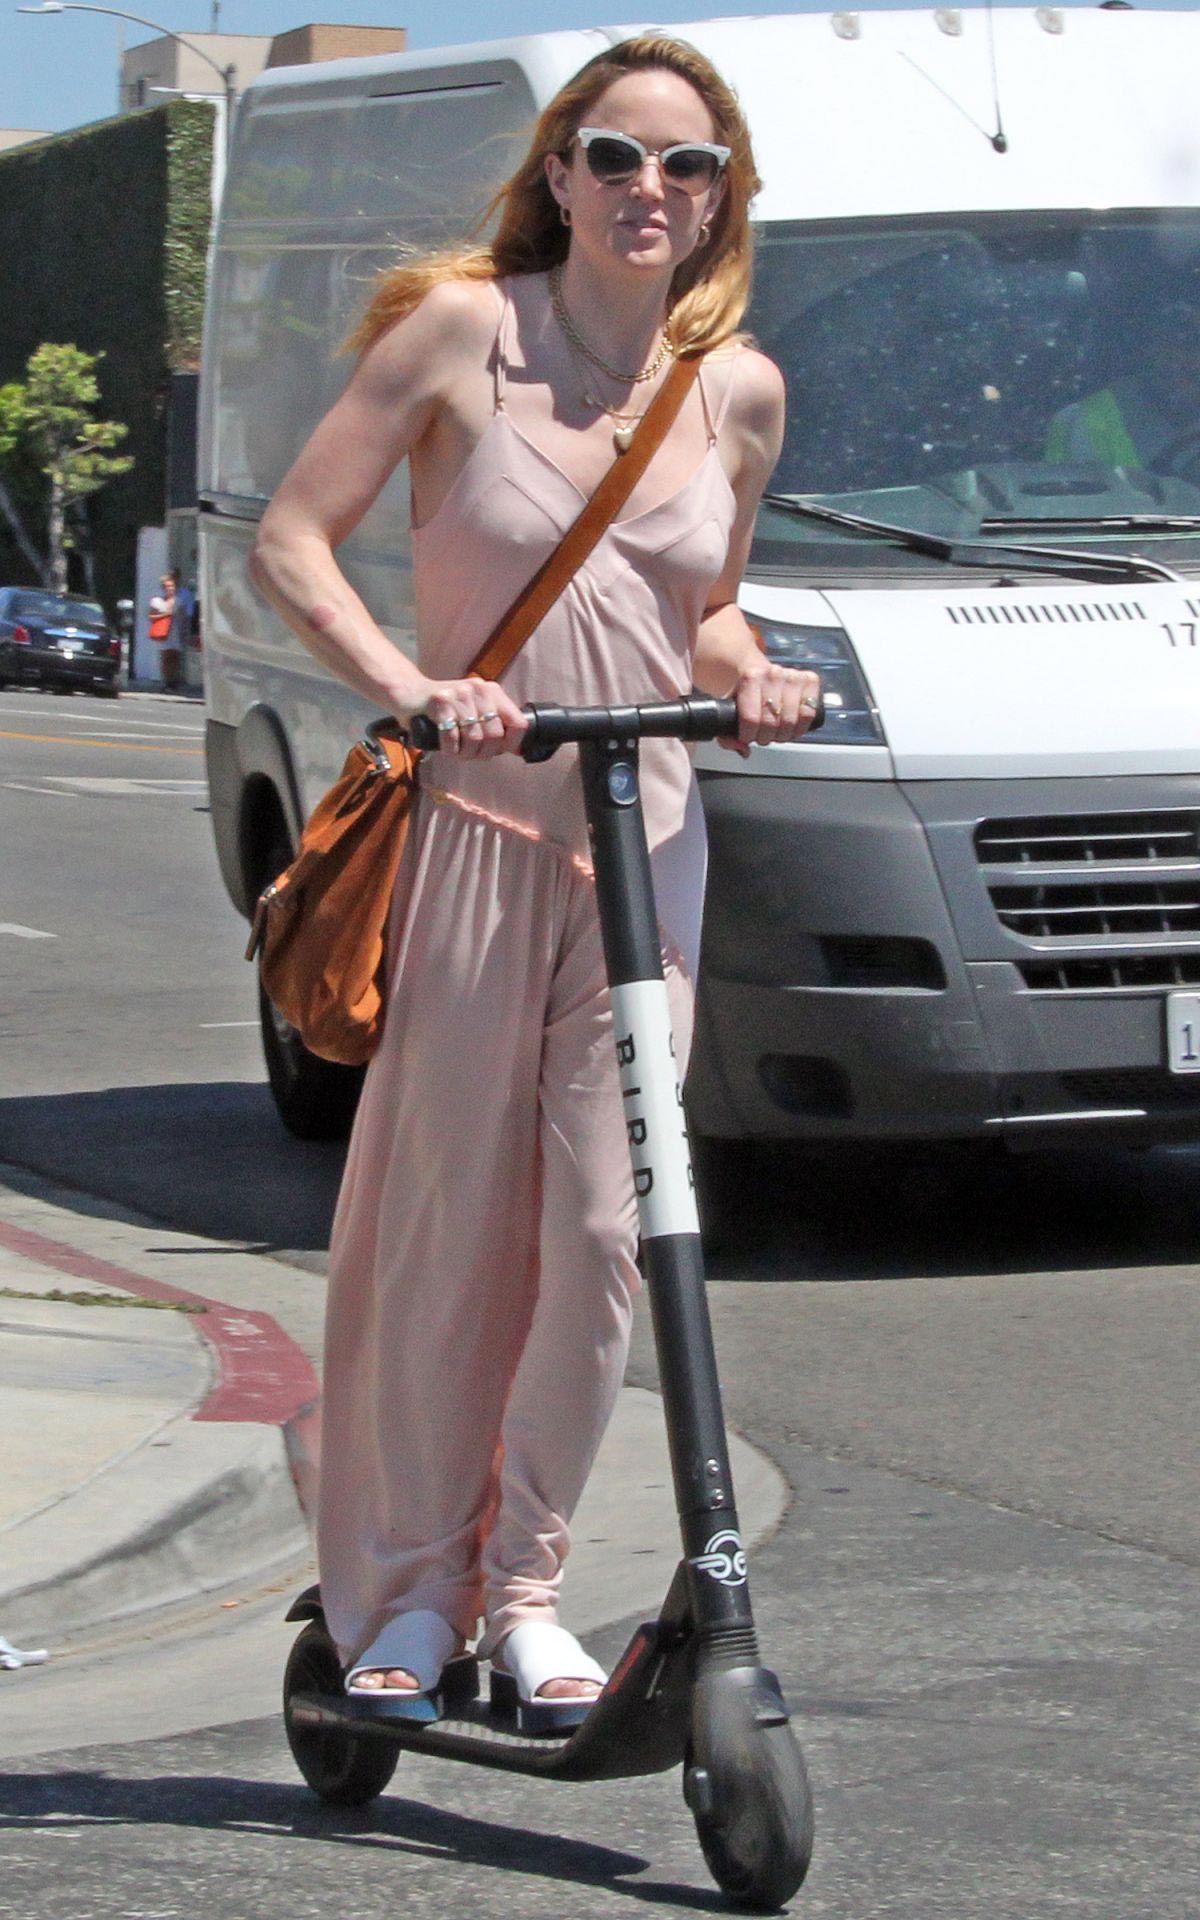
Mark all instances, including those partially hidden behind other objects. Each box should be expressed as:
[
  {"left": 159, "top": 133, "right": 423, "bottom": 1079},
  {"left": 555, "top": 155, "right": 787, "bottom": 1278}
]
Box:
[{"left": 201, "top": 7, "right": 1200, "bottom": 1151}]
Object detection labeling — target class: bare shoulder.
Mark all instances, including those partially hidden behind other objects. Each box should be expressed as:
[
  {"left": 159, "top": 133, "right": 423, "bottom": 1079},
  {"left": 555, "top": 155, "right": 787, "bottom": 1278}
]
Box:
[
  {"left": 728, "top": 345, "right": 786, "bottom": 436},
  {"left": 354, "top": 275, "right": 501, "bottom": 399},
  {"left": 709, "top": 345, "right": 785, "bottom": 486}
]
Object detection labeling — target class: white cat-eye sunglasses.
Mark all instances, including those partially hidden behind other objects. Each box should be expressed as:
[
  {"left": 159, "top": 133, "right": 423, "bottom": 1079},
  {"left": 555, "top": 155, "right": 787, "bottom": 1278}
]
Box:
[{"left": 572, "top": 126, "right": 731, "bottom": 194}]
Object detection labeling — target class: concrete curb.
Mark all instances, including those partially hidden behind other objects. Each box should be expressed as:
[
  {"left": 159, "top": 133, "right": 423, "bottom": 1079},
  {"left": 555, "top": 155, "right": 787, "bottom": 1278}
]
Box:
[
  {"left": 0, "top": 1163, "right": 788, "bottom": 1654},
  {"left": 0, "top": 1208, "right": 318, "bottom": 1645},
  {"left": 3, "top": 1424, "right": 309, "bottom": 1645}
]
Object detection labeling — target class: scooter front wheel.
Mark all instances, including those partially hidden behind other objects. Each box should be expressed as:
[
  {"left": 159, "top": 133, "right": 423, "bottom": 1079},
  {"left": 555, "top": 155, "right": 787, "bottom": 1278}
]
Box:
[
  {"left": 284, "top": 1621, "right": 399, "bottom": 1806},
  {"left": 687, "top": 1721, "right": 814, "bottom": 1912}
]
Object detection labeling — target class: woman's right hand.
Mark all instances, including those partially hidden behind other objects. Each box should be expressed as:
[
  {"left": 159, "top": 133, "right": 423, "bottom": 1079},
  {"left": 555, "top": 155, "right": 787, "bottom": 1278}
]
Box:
[{"left": 398, "top": 675, "right": 529, "bottom": 758}]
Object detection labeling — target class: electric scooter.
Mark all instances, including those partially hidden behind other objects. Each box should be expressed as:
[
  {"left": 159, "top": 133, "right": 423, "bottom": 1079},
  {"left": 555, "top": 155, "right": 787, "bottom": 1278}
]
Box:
[{"left": 281, "top": 695, "right": 817, "bottom": 1912}]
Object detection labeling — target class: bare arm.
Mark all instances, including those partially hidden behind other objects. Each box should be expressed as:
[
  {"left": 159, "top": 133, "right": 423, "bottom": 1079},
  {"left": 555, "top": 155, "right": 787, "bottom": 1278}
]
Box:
[
  {"left": 250, "top": 279, "right": 527, "bottom": 753},
  {"left": 692, "top": 351, "right": 820, "bottom": 753}
]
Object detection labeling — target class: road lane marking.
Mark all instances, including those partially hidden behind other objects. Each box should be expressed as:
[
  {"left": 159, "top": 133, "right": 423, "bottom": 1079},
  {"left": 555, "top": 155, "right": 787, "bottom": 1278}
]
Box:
[
  {"left": 1, "top": 781, "right": 75, "bottom": 797},
  {"left": 0, "top": 704, "right": 203, "bottom": 735},
  {"left": 0, "top": 923, "right": 57, "bottom": 940},
  {"left": 0, "top": 730, "right": 202, "bottom": 757},
  {"left": 199, "top": 1020, "right": 259, "bottom": 1028},
  {"left": 45, "top": 776, "right": 207, "bottom": 796},
  {"left": 5, "top": 726, "right": 203, "bottom": 743}
]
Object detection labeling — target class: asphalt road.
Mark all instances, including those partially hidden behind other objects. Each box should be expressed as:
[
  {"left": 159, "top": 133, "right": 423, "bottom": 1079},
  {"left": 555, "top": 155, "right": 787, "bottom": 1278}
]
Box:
[
  {"left": 0, "top": 687, "right": 343, "bottom": 1264},
  {"left": 1, "top": 686, "right": 1198, "bottom": 1917}
]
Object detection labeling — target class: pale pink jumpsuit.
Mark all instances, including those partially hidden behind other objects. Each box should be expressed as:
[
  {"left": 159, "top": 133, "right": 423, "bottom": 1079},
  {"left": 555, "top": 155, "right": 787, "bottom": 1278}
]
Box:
[{"left": 318, "top": 285, "right": 741, "bottom": 1668}]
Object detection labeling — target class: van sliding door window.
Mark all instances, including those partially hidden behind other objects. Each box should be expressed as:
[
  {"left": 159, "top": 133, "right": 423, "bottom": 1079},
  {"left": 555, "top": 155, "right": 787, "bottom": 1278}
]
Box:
[
  {"left": 209, "top": 70, "right": 536, "bottom": 503},
  {"left": 350, "top": 78, "right": 533, "bottom": 230}
]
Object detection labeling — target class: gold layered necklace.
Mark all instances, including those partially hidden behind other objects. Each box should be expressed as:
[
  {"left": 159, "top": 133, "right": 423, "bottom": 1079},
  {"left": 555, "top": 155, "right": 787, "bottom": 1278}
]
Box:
[{"left": 549, "top": 263, "right": 674, "bottom": 452}]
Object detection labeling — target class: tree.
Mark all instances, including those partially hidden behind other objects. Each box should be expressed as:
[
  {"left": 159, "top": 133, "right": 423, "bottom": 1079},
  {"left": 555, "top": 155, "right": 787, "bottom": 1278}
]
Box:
[{"left": 0, "top": 344, "right": 133, "bottom": 593}]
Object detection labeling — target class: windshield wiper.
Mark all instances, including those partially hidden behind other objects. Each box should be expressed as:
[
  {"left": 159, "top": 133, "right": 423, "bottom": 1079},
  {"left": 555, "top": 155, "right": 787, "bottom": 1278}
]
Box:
[
  {"left": 760, "top": 493, "right": 1181, "bottom": 584},
  {"left": 983, "top": 513, "right": 1200, "bottom": 534}
]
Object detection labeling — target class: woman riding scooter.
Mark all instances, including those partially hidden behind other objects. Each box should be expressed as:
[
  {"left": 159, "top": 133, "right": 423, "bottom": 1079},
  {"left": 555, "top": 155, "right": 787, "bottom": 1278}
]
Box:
[{"left": 250, "top": 33, "right": 820, "bottom": 1727}]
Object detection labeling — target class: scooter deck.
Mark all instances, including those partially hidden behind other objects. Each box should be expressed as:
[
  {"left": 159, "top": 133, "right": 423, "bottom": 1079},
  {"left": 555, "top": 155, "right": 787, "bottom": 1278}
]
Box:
[{"left": 288, "top": 1610, "right": 693, "bottom": 1782}]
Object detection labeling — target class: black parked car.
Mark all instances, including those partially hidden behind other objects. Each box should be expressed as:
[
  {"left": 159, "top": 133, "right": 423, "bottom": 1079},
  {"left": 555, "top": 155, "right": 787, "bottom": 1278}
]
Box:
[{"left": 0, "top": 587, "right": 120, "bottom": 697}]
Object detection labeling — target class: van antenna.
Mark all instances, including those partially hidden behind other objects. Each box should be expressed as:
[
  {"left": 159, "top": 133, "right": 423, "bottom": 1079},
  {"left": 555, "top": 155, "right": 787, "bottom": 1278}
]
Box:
[{"left": 900, "top": 0, "right": 1008, "bottom": 154}]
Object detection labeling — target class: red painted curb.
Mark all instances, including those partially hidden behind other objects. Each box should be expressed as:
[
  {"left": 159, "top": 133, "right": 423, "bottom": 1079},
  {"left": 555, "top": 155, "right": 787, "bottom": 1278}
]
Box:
[{"left": 0, "top": 1218, "right": 322, "bottom": 1509}]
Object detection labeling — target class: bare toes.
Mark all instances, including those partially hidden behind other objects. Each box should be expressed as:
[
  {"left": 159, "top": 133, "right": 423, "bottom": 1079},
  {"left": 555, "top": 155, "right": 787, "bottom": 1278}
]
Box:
[
  {"left": 537, "top": 1677, "right": 602, "bottom": 1700},
  {"left": 353, "top": 1667, "right": 419, "bottom": 1691}
]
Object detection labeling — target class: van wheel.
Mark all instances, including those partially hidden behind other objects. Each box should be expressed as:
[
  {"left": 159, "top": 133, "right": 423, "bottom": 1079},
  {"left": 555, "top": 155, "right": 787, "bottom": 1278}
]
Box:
[{"left": 259, "top": 972, "right": 365, "bottom": 1141}]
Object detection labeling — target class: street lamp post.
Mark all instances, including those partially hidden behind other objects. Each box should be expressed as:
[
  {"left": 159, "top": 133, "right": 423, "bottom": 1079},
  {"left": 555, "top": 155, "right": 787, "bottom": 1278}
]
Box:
[{"left": 17, "top": 1, "right": 237, "bottom": 161}]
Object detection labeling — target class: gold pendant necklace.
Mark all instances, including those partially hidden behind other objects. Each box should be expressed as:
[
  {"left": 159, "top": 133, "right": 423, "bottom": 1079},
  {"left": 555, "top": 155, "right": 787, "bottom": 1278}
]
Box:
[
  {"left": 549, "top": 263, "right": 673, "bottom": 387},
  {"left": 553, "top": 286, "right": 667, "bottom": 454},
  {"left": 580, "top": 384, "right": 643, "bottom": 453}
]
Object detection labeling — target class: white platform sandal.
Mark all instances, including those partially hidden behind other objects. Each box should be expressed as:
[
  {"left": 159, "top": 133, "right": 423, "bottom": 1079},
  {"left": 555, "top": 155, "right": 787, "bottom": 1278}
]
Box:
[
  {"left": 344, "top": 1610, "right": 478, "bottom": 1723},
  {"left": 489, "top": 1622, "right": 608, "bottom": 1736}
]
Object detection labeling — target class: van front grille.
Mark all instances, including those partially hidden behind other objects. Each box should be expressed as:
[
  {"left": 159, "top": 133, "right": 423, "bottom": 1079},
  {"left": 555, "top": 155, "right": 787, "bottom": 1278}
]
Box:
[
  {"left": 975, "top": 809, "right": 1200, "bottom": 962},
  {"left": 990, "top": 879, "right": 1200, "bottom": 939},
  {"left": 976, "top": 811, "right": 1200, "bottom": 865},
  {"left": 1021, "top": 954, "right": 1200, "bottom": 992}
]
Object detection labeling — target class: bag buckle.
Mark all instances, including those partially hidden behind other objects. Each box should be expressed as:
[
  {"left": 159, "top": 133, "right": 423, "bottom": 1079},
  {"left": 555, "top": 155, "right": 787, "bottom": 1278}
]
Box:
[{"left": 363, "top": 718, "right": 400, "bottom": 775}]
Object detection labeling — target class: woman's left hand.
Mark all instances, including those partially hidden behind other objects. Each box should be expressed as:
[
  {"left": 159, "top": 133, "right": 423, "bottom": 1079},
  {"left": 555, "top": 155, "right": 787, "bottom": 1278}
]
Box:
[{"left": 720, "top": 660, "right": 821, "bottom": 756}]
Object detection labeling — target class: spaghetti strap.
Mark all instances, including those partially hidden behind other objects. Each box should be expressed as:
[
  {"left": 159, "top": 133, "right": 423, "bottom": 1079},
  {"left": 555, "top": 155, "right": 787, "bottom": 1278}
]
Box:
[
  {"left": 695, "top": 361, "right": 719, "bottom": 447},
  {"left": 493, "top": 281, "right": 513, "bottom": 413}
]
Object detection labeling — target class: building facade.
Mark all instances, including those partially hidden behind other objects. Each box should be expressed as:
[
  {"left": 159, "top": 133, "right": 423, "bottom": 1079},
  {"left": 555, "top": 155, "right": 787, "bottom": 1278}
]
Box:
[{"left": 0, "top": 24, "right": 406, "bottom": 683}]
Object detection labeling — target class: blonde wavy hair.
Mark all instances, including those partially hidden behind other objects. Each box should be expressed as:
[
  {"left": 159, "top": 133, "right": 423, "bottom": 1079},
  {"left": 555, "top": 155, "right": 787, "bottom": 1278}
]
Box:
[{"left": 347, "top": 35, "right": 761, "bottom": 360}]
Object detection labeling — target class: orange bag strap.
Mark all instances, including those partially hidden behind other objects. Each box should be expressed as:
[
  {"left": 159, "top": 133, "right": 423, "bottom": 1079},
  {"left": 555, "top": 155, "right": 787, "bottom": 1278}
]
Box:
[{"left": 466, "top": 354, "right": 703, "bottom": 684}]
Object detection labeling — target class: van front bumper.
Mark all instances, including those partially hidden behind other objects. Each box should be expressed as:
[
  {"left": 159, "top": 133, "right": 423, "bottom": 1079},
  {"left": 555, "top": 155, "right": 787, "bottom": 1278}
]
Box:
[{"left": 688, "top": 768, "right": 1200, "bottom": 1146}]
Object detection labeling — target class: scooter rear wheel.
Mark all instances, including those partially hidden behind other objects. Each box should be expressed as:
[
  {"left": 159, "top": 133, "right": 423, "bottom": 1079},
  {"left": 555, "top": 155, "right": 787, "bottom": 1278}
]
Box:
[
  {"left": 688, "top": 1722, "right": 814, "bottom": 1912},
  {"left": 284, "top": 1621, "right": 399, "bottom": 1806}
]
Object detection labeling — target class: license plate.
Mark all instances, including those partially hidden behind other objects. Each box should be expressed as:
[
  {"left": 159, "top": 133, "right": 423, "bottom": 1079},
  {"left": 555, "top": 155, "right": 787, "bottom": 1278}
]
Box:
[
  {"left": 58, "top": 641, "right": 81, "bottom": 654},
  {"left": 1166, "top": 992, "right": 1200, "bottom": 1073}
]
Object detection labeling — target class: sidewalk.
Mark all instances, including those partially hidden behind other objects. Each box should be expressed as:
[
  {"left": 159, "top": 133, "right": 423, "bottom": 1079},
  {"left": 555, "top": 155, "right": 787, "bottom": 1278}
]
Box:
[
  {"left": 0, "top": 1162, "right": 786, "bottom": 1658},
  {"left": 121, "top": 681, "right": 204, "bottom": 701}
]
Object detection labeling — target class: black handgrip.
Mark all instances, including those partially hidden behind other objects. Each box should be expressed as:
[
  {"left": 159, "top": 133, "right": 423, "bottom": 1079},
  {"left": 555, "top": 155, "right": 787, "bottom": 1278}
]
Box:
[
  {"left": 406, "top": 712, "right": 450, "bottom": 752},
  {"left": 405, "top": 693, "right": 823, "bottom": 757}
]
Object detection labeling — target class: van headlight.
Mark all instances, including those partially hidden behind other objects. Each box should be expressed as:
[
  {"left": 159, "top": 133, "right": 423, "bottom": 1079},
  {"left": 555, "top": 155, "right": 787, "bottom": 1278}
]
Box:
[{"left": 753, "top": 621, "right": 886, "bottom": 746}]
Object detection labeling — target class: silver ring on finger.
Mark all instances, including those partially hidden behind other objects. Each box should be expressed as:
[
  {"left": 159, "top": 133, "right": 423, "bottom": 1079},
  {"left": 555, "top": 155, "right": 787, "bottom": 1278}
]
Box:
[
  {"left": 436, "top": 716, "right": 459, "bottom": 733},
  {"left": 461, "top": 715, "right": 484, "bottom": 729},
  {"left": 479, "top": 710, "right": 499, "bottom": 724}
]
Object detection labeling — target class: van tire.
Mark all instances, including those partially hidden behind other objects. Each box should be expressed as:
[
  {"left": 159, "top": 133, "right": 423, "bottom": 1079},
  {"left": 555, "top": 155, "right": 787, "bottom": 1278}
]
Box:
[{"left": 259, "top": 971, "right": 365, "bottom": 1141}]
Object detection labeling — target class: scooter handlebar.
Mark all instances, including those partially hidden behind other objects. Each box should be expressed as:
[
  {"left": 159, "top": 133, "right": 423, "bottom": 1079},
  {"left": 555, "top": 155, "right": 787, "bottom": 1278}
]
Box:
[{"left": 405, "top": 693, "right": 823, "bottom": 757}]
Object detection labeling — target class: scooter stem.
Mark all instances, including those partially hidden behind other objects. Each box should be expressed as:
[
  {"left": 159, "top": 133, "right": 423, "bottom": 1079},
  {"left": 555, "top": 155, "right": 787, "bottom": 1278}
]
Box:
[{"left": 579, "top": 734, "right": 759, "bottom": 1665}]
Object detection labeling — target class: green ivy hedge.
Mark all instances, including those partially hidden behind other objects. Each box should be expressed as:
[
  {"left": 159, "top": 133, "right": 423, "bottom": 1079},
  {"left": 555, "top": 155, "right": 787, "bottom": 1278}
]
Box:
[{"left": 0, "top": 99, "right": 215, "bottom": 608}]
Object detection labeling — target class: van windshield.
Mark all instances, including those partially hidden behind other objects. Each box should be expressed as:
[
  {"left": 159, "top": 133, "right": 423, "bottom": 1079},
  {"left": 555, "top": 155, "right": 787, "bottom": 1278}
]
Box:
[{"left": 750, "top": 210, "right": 1200, "bottom": 573}]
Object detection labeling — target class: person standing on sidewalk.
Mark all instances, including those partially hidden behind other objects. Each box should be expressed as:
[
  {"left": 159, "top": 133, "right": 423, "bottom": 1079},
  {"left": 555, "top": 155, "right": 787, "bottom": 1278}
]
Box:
[
  {"left": 147, "top": 572, "right": 180, "bottom": 691},
  {"left": 250, "top": 36, "right": 821, "bottom": 1722}
]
